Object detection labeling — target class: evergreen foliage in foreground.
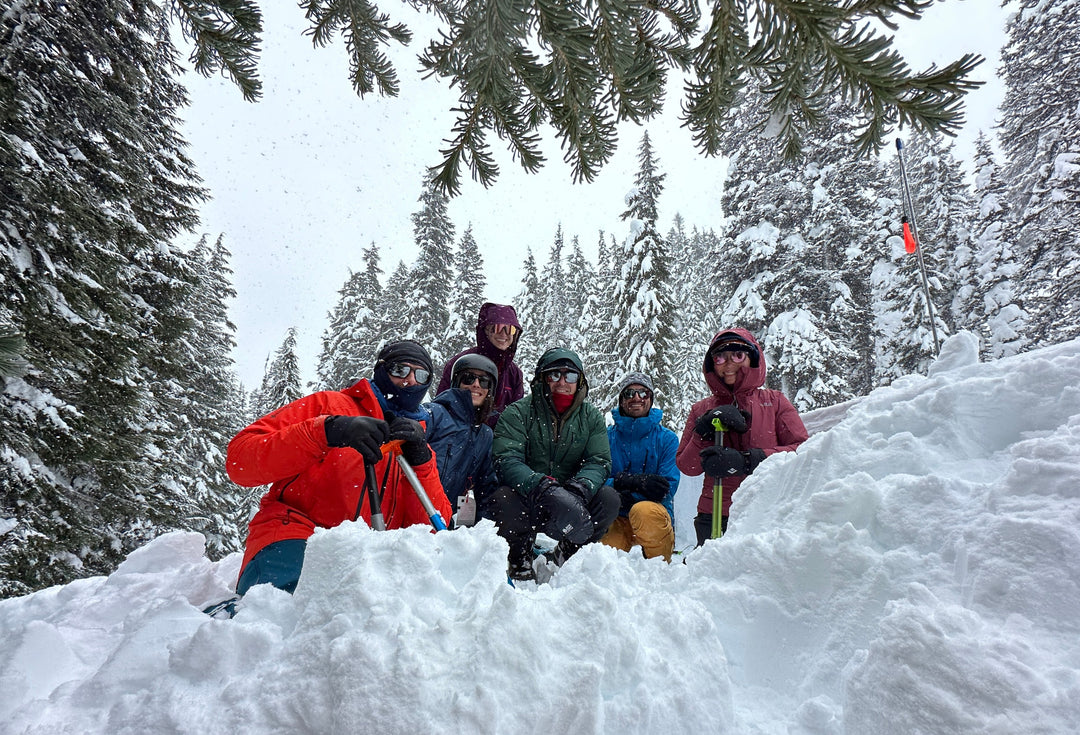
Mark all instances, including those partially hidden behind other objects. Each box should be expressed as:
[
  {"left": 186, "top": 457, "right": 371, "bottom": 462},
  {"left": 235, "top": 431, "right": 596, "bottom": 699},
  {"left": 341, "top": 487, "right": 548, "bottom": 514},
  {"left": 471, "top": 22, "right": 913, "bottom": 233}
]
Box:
[{"left": 173, "top": 0, "right": 984, "bottom": 194}]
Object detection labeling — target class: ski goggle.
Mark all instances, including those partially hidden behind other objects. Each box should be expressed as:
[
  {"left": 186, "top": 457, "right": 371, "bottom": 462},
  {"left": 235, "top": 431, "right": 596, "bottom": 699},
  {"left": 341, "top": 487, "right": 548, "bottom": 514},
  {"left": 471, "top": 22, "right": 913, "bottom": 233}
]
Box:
[
  {"left": 457, "top": 372, "right": 494, "bottom": 389},
  {"left": 487, "top": 324, "right": 518, "bottom": 337},
  {"left": 620, "top": 388, "right": 652, "bottom": 401},
  {"left": 712, "top": 349, "right": 748, "bottom": 365},
  {"left": 387, "top": 362, "right": 431, "bottom": 384},
  {"left": 543, "top": 369, "right": 580, "bottom": 384}
]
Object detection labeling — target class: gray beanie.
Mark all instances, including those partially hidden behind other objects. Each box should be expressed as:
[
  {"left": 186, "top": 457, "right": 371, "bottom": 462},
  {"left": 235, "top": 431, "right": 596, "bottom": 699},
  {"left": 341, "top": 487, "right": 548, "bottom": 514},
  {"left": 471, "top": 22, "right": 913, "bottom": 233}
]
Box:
[{"left": 616, "top": 371, "right": 654, "bottom": 396}]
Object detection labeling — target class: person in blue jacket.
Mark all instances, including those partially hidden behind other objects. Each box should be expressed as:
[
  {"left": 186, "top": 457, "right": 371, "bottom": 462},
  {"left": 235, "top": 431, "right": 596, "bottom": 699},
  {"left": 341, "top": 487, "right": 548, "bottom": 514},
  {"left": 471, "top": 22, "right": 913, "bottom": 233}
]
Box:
[
  {"left": 600, "top": 371, "right": 680, "bottom": 561},
  {"left": 425, "top": 354, "right": 500, "bottom": 527}
]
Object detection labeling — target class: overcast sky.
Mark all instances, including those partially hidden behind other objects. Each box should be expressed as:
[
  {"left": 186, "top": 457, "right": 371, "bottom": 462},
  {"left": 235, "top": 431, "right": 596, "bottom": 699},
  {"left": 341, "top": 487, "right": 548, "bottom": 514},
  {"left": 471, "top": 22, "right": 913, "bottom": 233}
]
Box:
[{"left": 178, "top": 1, "right": 1010, "bottom": 389}]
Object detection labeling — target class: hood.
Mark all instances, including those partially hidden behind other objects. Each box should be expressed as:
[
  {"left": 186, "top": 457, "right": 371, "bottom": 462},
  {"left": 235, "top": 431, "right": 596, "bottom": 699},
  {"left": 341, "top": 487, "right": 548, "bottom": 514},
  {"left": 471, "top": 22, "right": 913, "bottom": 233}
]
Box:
[
  {"left": 703, "top": 328, "right": 767, "bottom": 398},
  {"left": 611, "top": 406, "right": 663, "bottom": 440},
  {"left": 474, "top": 303, "right": 522, "bottom": 363},
  {"left": 532, "top": 347, "right": 589, "bottom": 413}
]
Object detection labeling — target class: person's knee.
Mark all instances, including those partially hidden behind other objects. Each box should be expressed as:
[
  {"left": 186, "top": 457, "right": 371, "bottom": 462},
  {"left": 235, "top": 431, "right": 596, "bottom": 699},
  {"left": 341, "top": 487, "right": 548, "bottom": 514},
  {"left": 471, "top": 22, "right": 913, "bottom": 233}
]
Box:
[
  {"left": 236, "top": 539, "right": 306, "bottom": 595},
  {"left": 628, "top": 501, "right": 671, "bottom": 528},
  {"left": 540, "top": 487, "right": 592, "bottom": 544},
  {"left": 589, "top": 483, "right": 621, "bottom": 533}
]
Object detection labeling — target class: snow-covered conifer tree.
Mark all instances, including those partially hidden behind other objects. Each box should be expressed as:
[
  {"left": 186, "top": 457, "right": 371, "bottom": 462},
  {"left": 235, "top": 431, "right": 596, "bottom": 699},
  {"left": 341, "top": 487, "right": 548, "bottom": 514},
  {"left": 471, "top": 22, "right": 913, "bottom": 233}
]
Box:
[
  {"left": 0, "top": 1, "right": 205, "bottom": 594},
  {"left": 970, "top": 132, "right": 1027, "bottom": 359},
  {"left": 255, "top": 329, "right": 304, "bottom": 415},
  {"left": 998, "top": 0, "right": 1080, "bottom": 345},
  {"left": 447, "top": 225, "right": 487, "bottom": 356},
  {"left": 317, "top": 243, "right": 384, "bottom": 390},
  {"left": 608, "top": 131, "right": 676, "bottom": 414},
  {"left": 513, "top": 248, "right": 543, "bottom": 371},
  {"left": 575, "top": 231, "right": 615, "bottom": 388},
  {"left": 403, "top": 178, "right": 455, "bottom": 372}
]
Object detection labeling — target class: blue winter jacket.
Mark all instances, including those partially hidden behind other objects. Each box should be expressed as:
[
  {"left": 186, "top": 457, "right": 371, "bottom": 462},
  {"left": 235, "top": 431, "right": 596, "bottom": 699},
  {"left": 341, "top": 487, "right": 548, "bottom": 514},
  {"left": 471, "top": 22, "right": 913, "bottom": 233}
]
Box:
[
  {"left": 424, "top": 388, "right": 499, "bottom": 511},
  {"left": 605, "top": 407, "right": 680, "bottom": 519}
]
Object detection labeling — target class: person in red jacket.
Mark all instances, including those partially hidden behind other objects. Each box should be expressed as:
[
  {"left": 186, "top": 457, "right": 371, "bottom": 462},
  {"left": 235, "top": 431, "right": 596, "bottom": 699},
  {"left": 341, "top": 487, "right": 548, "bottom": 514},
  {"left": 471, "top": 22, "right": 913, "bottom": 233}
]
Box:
[
  {"left": 676, "top": 328, "right": 808, "bottom": 545},
  {"left": 226, "top": 340, "right": 451, "bottom": 596}
]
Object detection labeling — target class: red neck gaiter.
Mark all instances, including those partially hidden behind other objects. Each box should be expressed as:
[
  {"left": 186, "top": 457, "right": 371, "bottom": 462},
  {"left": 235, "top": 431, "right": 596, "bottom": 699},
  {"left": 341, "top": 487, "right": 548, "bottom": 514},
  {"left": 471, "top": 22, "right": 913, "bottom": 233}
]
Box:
[{"left": 550, "top": 392, "right": 574, "bottom": 415}]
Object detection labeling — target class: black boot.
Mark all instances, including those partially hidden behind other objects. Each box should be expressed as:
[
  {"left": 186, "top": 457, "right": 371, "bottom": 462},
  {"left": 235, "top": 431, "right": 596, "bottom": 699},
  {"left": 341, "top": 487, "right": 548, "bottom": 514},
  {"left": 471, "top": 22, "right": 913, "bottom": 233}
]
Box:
[
  {"left": 508, "top": 544, "right": 536, "bottom": 581},
  {"left": 552, "top": 539, "right": 581, "bottom": 567}
]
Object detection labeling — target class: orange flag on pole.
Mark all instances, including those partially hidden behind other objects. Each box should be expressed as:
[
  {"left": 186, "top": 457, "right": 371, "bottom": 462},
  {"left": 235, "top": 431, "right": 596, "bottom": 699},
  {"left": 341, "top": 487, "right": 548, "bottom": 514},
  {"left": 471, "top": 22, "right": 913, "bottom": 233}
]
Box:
[{"left": 901, "top": 216, "right": 917, "bottom": 254}]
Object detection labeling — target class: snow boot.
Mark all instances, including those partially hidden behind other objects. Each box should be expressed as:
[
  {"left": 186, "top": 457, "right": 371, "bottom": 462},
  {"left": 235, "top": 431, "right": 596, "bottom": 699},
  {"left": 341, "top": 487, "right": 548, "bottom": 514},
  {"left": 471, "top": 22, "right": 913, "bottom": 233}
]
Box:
[
  {"left": 552, "top": 539, "right": 581, "bottom": 567},
  {"left": 508, "top": 545, "right": 536, "bottom": 582}
]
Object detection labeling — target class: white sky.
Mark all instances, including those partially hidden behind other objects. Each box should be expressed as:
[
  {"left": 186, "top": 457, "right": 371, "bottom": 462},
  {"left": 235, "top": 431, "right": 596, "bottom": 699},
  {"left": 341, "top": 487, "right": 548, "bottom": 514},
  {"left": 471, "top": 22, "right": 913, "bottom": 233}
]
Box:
[
  {"left": 4, "top": 332, "right": 1079, "bottom": 732},
  {"left": 178, "top": 1, "right": 1010, "bottom": 388}
]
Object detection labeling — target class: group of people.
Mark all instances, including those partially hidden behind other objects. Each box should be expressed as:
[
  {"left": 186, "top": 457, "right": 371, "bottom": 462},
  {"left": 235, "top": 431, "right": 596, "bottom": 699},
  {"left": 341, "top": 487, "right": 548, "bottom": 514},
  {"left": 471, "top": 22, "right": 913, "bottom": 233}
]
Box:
[{"left": 224, "top": 304, "right": 809, "bottom": 593}]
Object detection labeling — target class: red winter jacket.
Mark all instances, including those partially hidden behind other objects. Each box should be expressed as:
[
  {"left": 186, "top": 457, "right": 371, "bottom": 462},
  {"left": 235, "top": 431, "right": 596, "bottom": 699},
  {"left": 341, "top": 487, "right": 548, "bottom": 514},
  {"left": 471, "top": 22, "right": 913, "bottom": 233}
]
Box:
[
  {"left": 676, "top": 328, "right": 808, "bottom": 516},
  {"left": 226, "top": 379, "right": 450, "bottom": 574}
]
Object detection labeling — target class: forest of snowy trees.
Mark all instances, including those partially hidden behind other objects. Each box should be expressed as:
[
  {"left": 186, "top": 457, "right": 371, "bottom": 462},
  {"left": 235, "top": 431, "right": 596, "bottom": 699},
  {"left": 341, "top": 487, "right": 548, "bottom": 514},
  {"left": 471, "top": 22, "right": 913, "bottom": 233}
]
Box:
[{"left": 2, "top": 0, "right": 1078, "bottom": 597}]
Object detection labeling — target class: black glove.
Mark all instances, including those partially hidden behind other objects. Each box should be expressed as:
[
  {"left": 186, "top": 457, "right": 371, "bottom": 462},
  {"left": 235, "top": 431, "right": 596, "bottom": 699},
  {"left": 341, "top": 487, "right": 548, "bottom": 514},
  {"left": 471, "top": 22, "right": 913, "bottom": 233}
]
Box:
[
  {"left": 694, "top": 405, "right": 749, "bottom": 438},
  {"left": 564, "top": 478, "right": 592, "bottom": 502},
  {"left": 324, "top": 415, "right": 390, "bottom": 465},
  {"left": 388, "top": 416, "right": 432, "bottom": 466},
  {"left": 700, "top": 446, "right": 749, "bottom": 477},
  {"left": 612, "top": 472, "right": 669, "bottom": 502},
  {"left": 745, "top": 448, "right": 766, "bottom": 474},
  {"left": 700, "top": 446, "right": 767, "bottom": 477}
]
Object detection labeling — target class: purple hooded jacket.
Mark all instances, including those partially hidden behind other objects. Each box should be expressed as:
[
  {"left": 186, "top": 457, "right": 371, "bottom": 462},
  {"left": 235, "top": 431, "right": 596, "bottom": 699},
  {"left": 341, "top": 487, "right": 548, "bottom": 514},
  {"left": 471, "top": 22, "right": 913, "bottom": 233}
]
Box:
[{"left": 438, "top": 303, "right": 525, "bottom": 427}]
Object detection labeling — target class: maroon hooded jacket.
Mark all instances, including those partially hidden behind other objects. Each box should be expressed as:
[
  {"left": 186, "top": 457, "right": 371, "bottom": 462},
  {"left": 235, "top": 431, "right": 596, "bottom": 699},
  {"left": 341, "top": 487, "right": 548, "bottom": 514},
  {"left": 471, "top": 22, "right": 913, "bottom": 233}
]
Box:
[
  {"left": 675, "top": 328, "right": 808, "bottom": 516},
  {"left": 437, "top": 302, "right": 525, "bottom": 427}
]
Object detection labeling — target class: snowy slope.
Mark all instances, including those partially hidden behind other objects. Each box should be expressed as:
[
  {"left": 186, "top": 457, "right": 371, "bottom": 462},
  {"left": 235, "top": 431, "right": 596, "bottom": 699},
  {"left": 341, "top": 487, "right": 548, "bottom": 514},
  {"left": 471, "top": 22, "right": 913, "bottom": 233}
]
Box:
[{"left": 2, "top": 332, "right": 1079, "bottom": 734}]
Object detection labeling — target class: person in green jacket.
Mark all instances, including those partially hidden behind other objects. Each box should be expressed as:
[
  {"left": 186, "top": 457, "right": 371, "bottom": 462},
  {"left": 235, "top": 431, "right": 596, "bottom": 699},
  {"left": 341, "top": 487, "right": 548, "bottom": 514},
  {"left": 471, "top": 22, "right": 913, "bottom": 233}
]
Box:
[{"left": 488, "top": 348, "right": 618, "bottom": 581}]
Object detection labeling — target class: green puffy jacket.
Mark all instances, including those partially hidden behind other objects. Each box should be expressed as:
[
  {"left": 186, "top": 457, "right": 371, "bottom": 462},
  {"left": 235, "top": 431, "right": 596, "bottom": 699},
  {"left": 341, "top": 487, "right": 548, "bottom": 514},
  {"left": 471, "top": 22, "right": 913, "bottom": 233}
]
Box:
[{"left": 492, "top": 348, "right": 611, "bottom": 498}]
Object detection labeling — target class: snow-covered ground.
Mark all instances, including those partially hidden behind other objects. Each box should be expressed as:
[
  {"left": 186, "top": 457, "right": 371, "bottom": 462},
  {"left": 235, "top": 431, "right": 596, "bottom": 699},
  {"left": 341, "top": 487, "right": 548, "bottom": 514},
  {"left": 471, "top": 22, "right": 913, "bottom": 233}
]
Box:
[{"left": 2, "top": 332, "right": 1079, "bottom": 734}]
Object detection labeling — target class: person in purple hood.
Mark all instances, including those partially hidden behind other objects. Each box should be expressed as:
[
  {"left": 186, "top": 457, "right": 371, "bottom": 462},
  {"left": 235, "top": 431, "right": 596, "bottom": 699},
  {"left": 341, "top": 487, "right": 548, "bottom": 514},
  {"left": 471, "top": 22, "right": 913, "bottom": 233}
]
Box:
[{"left": 437, "top": 303, "right": 525, "bottom": 427}]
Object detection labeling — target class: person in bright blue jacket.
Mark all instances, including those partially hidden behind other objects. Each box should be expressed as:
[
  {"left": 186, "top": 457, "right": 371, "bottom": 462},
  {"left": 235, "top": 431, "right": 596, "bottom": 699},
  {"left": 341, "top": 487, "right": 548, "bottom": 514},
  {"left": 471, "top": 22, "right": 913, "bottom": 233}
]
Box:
[
  {"left": 425, "top": 354, "right": 500, "bottom": 527},
  {"left": 600, "top": 372, "right": 680, "bottom": 561}
]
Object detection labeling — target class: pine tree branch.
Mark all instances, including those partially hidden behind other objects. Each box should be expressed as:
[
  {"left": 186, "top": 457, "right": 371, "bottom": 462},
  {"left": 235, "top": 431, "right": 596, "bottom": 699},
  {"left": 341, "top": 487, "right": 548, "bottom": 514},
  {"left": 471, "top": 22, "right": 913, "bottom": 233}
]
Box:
[
  {"left": 180, "top": 0, "right": 984, "bottom": 192},
  {"left": 171, "top": 0, "right": 263, "bottom": 101},
  {"left": 301, "top": 0, "right": 412, "bottom": 97}
]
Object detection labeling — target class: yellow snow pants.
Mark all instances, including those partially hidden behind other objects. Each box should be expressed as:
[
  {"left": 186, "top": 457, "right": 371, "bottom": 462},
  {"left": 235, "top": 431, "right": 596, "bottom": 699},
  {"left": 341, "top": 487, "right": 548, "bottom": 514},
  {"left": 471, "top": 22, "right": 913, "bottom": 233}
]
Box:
[{"left": 600, "top": 501, "right": 674, "bottom": 561}]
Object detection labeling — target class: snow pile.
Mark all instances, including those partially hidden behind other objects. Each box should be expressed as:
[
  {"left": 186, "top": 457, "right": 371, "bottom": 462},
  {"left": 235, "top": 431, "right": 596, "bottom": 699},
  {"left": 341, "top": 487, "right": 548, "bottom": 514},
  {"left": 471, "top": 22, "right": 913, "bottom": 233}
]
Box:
[{"left": 2, "top": 333, "right": 1079, "bottom": 734}]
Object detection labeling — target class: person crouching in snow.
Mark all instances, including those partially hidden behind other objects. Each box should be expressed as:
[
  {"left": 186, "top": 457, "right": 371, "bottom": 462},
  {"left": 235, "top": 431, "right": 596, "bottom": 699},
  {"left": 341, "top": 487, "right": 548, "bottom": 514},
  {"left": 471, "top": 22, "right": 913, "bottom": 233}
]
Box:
[
  {"left": 488, "top": 348, "right": 618, "bottom": 581},
  {"left": 424, "top": 354, "right": 500, "bottom": 528},
  {"left": 600, "top": 372, "right": 680, "bottom": 561},
  {"left": 676, "top": 328, "right": 808, "bottom": 544},
  {"left": 226, "top": 339, "right": 451, "bottom": 596}
]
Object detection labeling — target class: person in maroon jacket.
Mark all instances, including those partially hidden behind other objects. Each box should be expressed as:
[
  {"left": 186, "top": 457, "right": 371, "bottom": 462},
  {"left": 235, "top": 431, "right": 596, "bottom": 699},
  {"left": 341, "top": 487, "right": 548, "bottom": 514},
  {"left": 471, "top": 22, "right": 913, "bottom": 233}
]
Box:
[
  {"left": 437, "top": 303, "right": 525, "bottom": 427},
  {"left": 676, "top": 328, "right": 808, "bottom": 545}
]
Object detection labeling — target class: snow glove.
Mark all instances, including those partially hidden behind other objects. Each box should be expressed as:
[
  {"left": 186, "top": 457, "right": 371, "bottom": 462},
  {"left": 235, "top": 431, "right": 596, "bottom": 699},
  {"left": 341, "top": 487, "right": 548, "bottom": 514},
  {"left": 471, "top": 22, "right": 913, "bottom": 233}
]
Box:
[
  {"left": 612, "top": 472, "right": 670, "bottom": 502},
  {"left": 388, "top": 416, "right": 432, "bottom": 466},
  {"left": 564, "top": 478, "right": 593, "bottom": 502},
  {"left": 694, "top": 405, "right": 750, "bottom": 438},
  {"left": 324, "top": 415, "right": 390, "bottom": 464},
  {"left": 534, "top": 477, "right": 592, "bottom": 545},
  {"left": 700, "top": 446, "right": 766, "bottom": 477}
]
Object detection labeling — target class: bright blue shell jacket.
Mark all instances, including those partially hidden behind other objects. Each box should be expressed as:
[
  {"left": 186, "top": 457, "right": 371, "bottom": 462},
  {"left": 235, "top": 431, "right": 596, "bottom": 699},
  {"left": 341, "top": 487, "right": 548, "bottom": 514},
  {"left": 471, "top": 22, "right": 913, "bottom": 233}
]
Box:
[
  {"left": 424, "top": 388, "right": 499, "bottom": 509},
  {"left": 605, "top": 406, "right": 680, "bottom": 518}
]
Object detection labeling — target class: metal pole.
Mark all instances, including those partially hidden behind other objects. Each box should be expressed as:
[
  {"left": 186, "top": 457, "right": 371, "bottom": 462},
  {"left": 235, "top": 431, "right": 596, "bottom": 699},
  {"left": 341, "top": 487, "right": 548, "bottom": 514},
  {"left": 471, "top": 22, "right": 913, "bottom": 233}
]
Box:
[
  {"left": 711, "top": 418, "right": 726, "bottom": 539},
  {"left": 364, "top": 461, "right": 386, "bottom": 531},
  {"left": 896, "top": 138, "right": 941, "bottom": 356},
  {"left": 395, "top": 455, "right": 448, "bottom": 531}
]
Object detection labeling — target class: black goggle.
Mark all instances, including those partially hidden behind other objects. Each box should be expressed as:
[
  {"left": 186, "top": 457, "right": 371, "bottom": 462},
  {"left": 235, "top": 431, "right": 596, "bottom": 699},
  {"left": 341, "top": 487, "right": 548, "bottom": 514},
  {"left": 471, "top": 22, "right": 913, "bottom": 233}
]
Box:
[
  {"left": 457, "top": 372, "right": 494, "bottom": 389},
  {"left": 387, "top": 362, "right": 431, "bottom": 384},
  {"left": 543, "top": 369, "right": 580, "bottom": 384},
  {"left": 620, "top": 388, "right": 652, "bottom": 401}
]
